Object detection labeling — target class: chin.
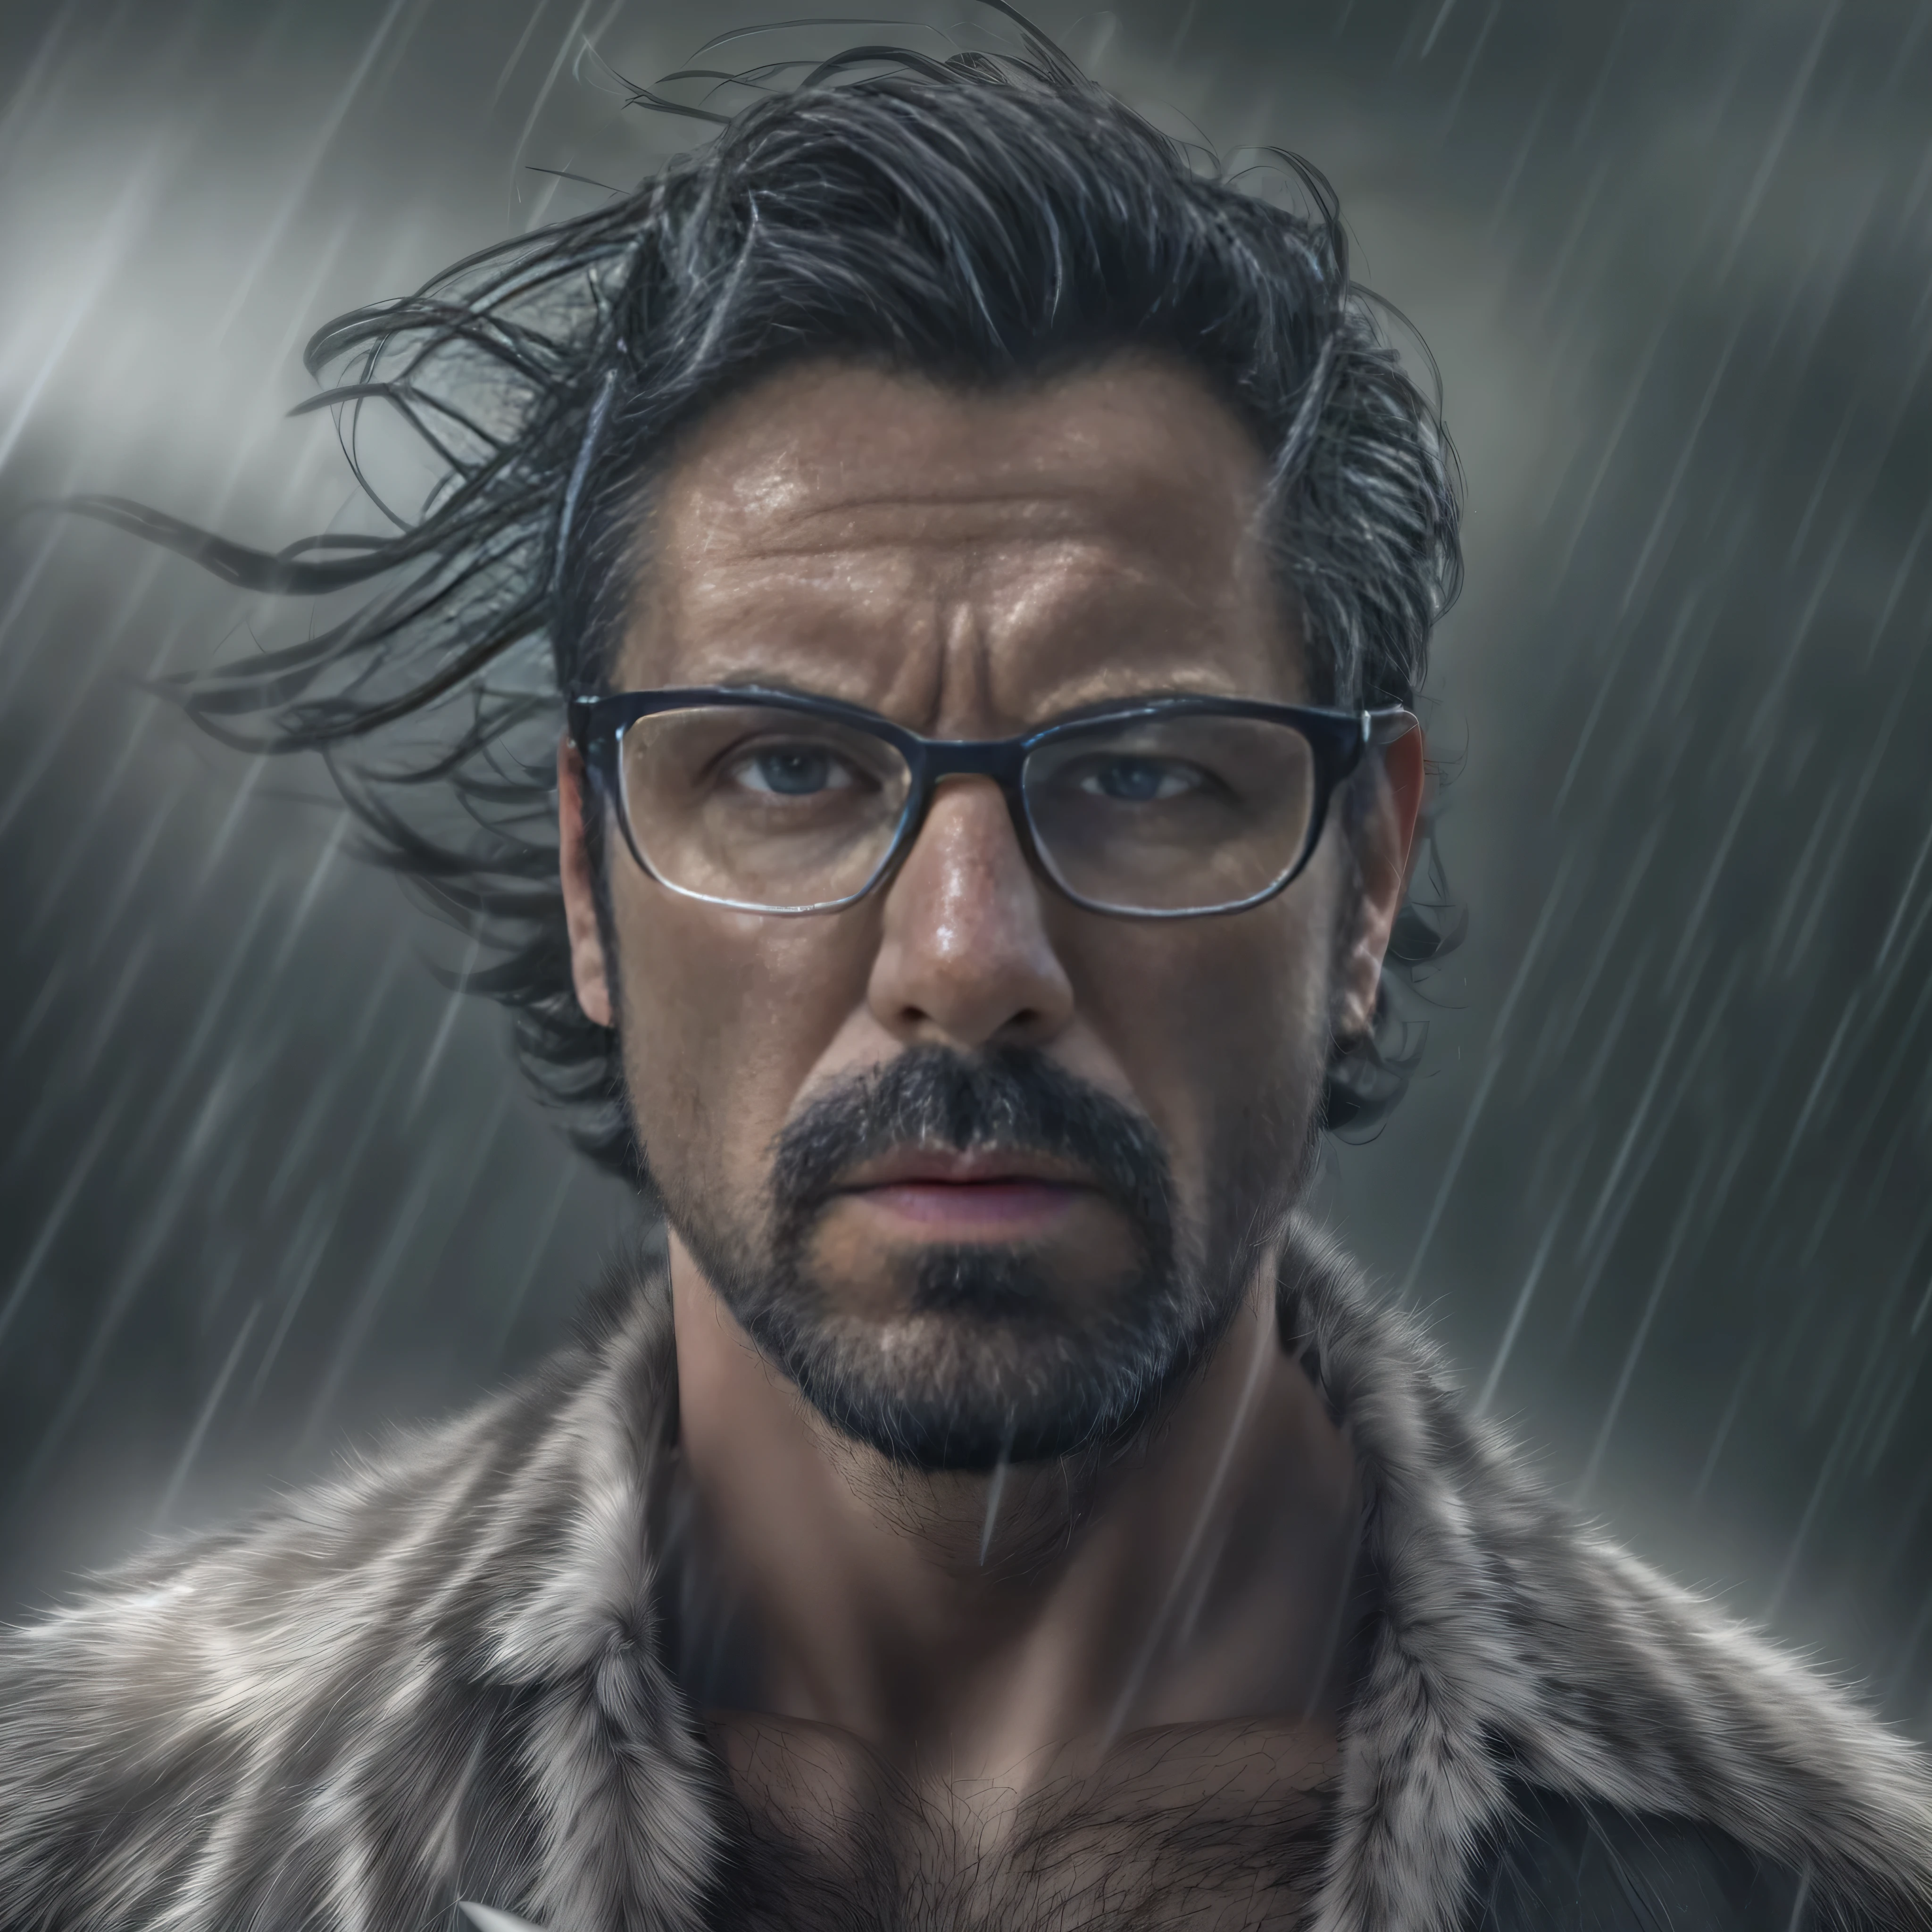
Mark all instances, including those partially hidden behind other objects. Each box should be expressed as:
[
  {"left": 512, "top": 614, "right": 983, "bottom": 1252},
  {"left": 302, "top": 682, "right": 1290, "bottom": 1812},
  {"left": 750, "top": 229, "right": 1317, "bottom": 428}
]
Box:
[{"left": 746, "top": 1246, "right": 1234, "bottom": 1473}]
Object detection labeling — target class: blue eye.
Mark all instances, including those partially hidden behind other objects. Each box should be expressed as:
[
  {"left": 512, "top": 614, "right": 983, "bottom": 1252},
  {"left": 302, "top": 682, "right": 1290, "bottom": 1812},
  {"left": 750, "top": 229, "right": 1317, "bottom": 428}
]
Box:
[
  {"left": 730, "top": 744, "right": 859, "bottom": 796},
  {"left": 1080, "top": 757, "right": 1197, "bottom": 803}
]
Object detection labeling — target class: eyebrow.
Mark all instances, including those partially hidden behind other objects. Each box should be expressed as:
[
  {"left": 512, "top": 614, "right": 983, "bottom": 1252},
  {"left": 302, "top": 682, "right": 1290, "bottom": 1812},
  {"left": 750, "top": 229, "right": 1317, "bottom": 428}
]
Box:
[{"left": 657, "top": 677, "right": 1264, "bottom": 733}]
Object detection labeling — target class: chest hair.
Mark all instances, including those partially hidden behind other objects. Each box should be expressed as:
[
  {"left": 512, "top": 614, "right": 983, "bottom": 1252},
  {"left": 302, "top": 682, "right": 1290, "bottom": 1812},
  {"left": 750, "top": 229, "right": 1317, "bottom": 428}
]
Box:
[{"left": 709, "top": 1758, "right": 1334, "bottom": 1932}]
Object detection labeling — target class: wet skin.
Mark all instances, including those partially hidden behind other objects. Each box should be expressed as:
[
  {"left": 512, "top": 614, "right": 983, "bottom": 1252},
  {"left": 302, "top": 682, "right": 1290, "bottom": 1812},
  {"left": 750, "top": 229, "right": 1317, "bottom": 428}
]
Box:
[{"left": 557, "top": 355, "right": 1424, "bottom": 1912}]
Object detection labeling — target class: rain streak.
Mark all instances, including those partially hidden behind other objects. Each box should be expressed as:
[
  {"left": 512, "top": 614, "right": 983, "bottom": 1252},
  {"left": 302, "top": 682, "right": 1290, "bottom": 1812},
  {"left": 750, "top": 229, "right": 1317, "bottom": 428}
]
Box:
[{"left": 1, "top": 0, "right": 1929, "bottom": 1736}]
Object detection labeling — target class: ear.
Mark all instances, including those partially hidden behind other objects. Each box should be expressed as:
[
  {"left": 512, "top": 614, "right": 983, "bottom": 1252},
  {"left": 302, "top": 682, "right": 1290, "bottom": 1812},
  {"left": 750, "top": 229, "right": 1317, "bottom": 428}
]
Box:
[
  {"left": 558, "top": 734, "right": 616, "bottom": 1029},
  {"left": 1334, "top": 725, "right": 1427, "bottom": 1040}
]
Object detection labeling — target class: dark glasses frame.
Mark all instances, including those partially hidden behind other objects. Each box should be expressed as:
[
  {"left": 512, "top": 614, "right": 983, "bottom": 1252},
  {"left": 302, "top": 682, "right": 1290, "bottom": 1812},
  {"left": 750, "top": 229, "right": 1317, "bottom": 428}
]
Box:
[{"left": 568, "top": 686, "right": 1419, "bottom": 919}]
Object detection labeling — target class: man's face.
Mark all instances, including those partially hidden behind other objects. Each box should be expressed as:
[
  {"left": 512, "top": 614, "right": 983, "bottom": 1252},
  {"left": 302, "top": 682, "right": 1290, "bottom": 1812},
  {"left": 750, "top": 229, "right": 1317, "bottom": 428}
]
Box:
[{"left": 565, "top": 356, "right": 1396, "bottom": 1467}]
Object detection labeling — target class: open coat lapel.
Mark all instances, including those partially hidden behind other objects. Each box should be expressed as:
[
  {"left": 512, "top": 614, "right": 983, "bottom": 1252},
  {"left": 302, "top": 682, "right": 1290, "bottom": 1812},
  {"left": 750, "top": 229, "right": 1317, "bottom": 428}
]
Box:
[{"left": 1280, "top": 1223, "right": 1932, "bottom": 1932}]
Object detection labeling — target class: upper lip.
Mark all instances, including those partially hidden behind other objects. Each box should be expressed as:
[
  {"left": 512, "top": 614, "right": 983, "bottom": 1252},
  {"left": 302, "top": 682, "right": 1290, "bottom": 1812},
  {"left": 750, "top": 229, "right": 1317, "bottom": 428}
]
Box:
[{"left": 837, "top": 1147, "right": 1091, "bottom": 1190}]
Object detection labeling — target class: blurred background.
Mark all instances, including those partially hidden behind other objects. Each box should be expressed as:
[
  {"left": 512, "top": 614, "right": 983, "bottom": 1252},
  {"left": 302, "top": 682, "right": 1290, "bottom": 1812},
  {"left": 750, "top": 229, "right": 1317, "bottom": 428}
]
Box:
[{"left": 1, "top": 0, "right": 1929, "bottom": 1732}]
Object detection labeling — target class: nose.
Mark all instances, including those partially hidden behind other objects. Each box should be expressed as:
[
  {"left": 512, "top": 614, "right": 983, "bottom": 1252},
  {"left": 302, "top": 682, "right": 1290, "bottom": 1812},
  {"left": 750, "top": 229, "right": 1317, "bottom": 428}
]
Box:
[{"left": 866, "top": 776, "right": 1076, "bottom": 1051}]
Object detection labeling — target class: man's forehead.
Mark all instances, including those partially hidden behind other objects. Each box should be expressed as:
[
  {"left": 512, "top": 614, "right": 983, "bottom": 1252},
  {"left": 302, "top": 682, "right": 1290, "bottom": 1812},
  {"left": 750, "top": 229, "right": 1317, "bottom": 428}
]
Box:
[
  {"left": 660, "top": 355, "right": 1264, "bottom": 525},
  {"left": 617, "top": 356, "right": 1297, "bottom": 711}
]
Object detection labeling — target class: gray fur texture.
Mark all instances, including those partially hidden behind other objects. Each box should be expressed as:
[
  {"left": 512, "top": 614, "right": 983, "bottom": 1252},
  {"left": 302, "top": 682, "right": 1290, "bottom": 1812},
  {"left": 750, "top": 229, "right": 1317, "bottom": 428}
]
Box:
[{"left": 1, "top": 1224, "right": 1926, "bottom": 1932}]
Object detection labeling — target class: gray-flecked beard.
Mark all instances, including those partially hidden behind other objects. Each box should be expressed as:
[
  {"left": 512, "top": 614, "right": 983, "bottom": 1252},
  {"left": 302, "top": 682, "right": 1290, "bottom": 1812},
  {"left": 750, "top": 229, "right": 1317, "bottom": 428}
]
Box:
[{"left": 660, "top": 1045, "right": 1273, "bottom": 1472}]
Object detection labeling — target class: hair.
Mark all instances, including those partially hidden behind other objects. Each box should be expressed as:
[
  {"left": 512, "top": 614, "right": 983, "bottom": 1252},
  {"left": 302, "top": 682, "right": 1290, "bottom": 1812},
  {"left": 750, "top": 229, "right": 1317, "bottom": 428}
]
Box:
[{"left": 64, "top": 8, "right": 1462, "bottom": 1183}]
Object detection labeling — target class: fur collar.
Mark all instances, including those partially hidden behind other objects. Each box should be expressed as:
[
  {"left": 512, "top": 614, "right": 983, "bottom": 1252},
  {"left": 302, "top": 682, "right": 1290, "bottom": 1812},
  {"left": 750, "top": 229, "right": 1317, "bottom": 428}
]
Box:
[
  {"left": 1, "top": 1223, "right": 1927, "bottom": 1932},
  {"left": 1276, "top": 1223, "right": 1932, "bottom": 1931}
]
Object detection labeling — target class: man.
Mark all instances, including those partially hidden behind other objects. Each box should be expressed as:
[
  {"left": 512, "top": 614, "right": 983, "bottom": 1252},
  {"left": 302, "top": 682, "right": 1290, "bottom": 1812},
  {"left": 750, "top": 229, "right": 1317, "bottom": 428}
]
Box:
[{"left": 2, "top": 23, "right": 1928, "bottom": 1932}]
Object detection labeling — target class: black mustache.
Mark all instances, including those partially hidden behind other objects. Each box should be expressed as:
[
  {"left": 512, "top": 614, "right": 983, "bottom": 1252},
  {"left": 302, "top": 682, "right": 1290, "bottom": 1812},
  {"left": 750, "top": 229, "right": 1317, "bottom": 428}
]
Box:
[{"left": 768, "top": 1045, "right": 1174, "bottom": 1234}]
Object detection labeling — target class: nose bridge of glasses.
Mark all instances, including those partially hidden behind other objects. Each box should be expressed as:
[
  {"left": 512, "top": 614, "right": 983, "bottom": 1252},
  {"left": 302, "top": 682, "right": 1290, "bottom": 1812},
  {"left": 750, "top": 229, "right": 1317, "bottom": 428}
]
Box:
[
  {"left": 896, "top": 738, "right": 1037, "bottom": 878},
  {"left": 905, "top": 733, "right": 1032, "bottom": 823},
  {"left": 919, "top": 736, "right": 1024, "bottom": 782}
]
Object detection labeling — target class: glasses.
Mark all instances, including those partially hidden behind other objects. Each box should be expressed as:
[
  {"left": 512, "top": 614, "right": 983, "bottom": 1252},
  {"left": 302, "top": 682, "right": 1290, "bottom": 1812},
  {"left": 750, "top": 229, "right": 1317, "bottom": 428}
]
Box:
[{"left": 569, "top": 687, "right": 1417, "bottom": 920}]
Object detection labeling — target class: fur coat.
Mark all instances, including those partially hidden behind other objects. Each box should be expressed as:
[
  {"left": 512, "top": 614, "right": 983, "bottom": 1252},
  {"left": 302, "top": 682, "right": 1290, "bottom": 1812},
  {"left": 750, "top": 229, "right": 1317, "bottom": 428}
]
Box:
[{"left": 1, "top": 1222, "right": 1928, "bottom": 1932}]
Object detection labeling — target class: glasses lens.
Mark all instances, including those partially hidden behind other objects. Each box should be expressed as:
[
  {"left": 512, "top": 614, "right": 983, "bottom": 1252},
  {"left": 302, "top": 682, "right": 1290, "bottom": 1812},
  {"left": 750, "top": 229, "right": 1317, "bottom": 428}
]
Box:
[
  {"left": 618, "top": 705, "right": 912, "bottom": 911},
  {"left": 1023, "top": 713, "right": 1317, "bottom": 914}
]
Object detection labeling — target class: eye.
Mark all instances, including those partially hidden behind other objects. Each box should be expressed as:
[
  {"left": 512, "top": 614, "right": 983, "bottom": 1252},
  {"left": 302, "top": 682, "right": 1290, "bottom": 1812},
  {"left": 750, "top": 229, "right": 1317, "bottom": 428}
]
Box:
[
  {"left": 1078, "top": 756, "right": 1202, "bottom": 803},
  {"left": 725, "top": 741, "right": 862, "bottom": 797}
]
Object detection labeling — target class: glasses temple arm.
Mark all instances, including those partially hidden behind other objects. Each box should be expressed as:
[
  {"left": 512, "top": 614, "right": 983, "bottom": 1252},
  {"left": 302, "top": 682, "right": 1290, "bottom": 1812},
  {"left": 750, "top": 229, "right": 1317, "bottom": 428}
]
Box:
[{"left": 1364, "top": 706, "right": 1421, "bottom": 747}]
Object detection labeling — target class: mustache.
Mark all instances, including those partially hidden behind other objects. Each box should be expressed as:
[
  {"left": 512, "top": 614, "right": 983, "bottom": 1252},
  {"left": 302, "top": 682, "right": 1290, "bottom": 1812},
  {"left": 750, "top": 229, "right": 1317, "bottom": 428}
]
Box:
[{"left": 768, "top": 1045, "right": 1174, "bottom": 1233}]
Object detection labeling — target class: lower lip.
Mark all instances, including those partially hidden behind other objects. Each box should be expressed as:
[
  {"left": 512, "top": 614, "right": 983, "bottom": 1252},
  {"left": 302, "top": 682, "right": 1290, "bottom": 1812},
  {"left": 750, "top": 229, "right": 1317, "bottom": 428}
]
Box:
[{"left": 843, "top": 1180, "right": 1082, "bottom": 1232}]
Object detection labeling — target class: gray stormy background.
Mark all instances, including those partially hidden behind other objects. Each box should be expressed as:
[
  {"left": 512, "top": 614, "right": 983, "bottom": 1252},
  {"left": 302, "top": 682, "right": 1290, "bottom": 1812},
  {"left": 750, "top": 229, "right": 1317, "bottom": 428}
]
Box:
[{"left": 1, "top": 0, "right": 1930, "bottom": 1732}]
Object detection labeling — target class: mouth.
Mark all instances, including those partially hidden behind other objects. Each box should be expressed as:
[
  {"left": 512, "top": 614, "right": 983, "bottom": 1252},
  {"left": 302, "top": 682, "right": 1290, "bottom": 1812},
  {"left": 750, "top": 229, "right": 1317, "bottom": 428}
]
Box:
[{"left": 832, "top": 1148, "right": 1093, "bottom": 1236}]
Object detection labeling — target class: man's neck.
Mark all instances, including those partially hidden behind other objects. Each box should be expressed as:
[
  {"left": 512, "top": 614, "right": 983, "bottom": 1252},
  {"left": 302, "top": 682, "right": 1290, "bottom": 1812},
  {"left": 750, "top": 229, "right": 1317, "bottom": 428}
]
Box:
[{"left": 664, "top": 1232, "right": 1365, "bottom": 1799}]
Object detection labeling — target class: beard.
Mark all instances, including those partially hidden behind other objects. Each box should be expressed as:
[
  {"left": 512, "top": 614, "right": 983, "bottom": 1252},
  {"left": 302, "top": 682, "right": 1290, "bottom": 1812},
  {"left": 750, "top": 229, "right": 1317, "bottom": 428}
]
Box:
[{"left": 658, "top": 1045, "right": 1281, "bottom": 1473}]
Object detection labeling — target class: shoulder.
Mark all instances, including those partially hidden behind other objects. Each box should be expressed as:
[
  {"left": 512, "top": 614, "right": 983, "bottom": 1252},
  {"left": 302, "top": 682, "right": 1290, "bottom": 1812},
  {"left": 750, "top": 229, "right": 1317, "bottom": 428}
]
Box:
[
  {"left": 0, "top": 1260, "right": 676, "bottom": 1932},
  {"left": 1466, "top": 1785, "right": 1840, "bottom": 1932},
  {"left": 1275, "top": 1223, "right": 1932, "bottom": 1932}
]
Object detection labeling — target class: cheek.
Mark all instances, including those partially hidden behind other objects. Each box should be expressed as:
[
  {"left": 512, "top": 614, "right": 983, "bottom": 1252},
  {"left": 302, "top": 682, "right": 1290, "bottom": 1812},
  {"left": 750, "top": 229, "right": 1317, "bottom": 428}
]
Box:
[
  {"left": 609, "top": 881, "right": 877, "bottom": 1197},
  {"left": 1057, "top": 868, "right": 1341, "bottom": 1199}
]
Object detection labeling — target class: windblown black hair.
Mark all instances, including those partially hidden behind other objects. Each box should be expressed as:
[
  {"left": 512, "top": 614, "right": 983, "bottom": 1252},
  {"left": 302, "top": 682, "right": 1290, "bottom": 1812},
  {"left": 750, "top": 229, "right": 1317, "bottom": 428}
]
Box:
[{"left": 66, "top": 8, "right": 1462, "bottom": 1181}]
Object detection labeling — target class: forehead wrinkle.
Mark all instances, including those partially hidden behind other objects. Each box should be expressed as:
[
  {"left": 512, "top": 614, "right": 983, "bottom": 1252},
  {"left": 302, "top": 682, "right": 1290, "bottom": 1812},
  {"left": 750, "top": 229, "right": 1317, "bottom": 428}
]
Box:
[
  {"left": 687, "top": 532, "right": 1201, "bottom": 624},
  {"left": 629, "top": 528, "right": 1292, "bottom": 722},
  {"left": 674, "top": 542, "right": 1232, "bottom": 713},
  {"left": 721, "top": 479, "right": 1155, "bottom": 544},
  {"left": 627, "top": 356, "right": 1296, "bottom": 704},
  {"left": 681, "top": 476, "right": 1224, "bottom": 594}
]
